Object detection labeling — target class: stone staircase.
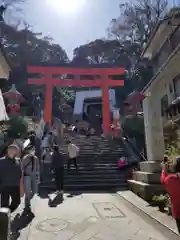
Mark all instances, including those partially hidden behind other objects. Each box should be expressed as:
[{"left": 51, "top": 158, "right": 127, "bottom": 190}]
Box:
[
  {"left": 128, "top": 161, "right": 164, "bottom": 201},
  {"left": 40, "top": 135, "right": 131, "bottom": 191}
]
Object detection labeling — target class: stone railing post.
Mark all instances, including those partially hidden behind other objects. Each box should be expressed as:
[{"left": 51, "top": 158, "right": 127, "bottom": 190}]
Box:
[
  {"left": 143, "top": 96, "right": 165, "bottom": 161},
  {"left": 0, "top": 208, "right": 11, "bottom": 240}
]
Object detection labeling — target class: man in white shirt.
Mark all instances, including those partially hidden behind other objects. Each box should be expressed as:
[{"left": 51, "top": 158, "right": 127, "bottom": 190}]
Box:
[{"left": 67, "top": 141, "right": 79, "bottom": 171}]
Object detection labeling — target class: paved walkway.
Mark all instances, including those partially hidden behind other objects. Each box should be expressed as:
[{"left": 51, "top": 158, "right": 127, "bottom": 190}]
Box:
[{"left": 14, "top": 192, "right": 174, "bottom": 240}]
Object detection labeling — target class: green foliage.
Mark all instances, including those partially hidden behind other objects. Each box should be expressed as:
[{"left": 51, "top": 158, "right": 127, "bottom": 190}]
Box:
[
  {"left": 107, "top": 0, "right": 167, "bottom": 91},
  {"left": 152, "top": 194, "right": 172, "bottom": 214},
  {"left": 165, "top": 145, "right": 180, "bottom": 162},
  {"left": 0, "top": 120, "right": 8, "bottom": 134},
  {"left": 5, "top": 116, "right": 28, "bottom": 139},
  {"left": 152, "top": 194, "right": 166, "bottom": 203},
  {"left": 1, "top": 21, "right": 70, "bottom": 116},
  {"left": 123, "top": 115, "right": 144, "bottom": 136},
  {"left": 164, "top": 122, "right": 179, "bottom": 148}
]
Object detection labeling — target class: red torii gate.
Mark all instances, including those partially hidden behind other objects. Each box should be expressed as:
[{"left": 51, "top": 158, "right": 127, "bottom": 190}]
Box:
[{"left": 27, "top": 65, "right": 125, "bottom": 133}]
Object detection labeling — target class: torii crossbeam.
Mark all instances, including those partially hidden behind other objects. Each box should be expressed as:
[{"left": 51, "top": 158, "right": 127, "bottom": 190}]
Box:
[{"left": 28, "top": 65, "right": 125, "bottom": 134}]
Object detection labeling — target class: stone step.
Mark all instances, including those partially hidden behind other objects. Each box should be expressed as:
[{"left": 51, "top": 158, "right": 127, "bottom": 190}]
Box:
[
  {"left": 128, "top": 179, "right": 164, "bottom": 201},
  {"left": 40, "top": 182, "right": 128, "bottom": 191},
  {"left": 78, "top": 149, "right": 123, "bottom": 153},
  {"left": 42, "top": 168, "right": 128, "bottom": 176},
  {"left": 140, "top": 161, "right": 161, "bottom": 173},
  {"left": 40, "top": 135, "right": 127, "bottom": 191},
  {"left": 76, "top": 156, "right": 122, "bottom": 161},
  {"left": 42, "top": 172, "right": 127, "bottom": 180},
  {"left": 44, "top": 176, "right": 127, "bottom": 184},
  {"left": 133, "top": 171, "right": 161, "bottom": 184},
  {"left": 43, "top": 163, "right": 118, "bottom": 168}
]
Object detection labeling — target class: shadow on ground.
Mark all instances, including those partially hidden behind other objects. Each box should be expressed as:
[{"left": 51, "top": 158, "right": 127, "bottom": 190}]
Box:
[{"left": 11, "top": 211, "right": 35, "bottom": 240}]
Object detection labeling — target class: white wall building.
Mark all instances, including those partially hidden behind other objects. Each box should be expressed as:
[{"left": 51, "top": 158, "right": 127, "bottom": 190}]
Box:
[
  {"left": 73, "top": 89, "right": 116, "bottom": 119},
  {"left": 0, "top": 46, "right": 10, "bottom": 121},
  {"left": 142, "top": 10, "right": 180, "bottom": 161}
]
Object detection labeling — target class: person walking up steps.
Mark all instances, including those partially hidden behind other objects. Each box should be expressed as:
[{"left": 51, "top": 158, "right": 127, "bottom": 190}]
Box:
[{"left": 67, "top": 140, "right": 79, "bottom": 171}]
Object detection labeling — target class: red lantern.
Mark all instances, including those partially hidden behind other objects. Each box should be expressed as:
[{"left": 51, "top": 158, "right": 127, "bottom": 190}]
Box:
[{"left": 7, "top": 103, "right": 20, "bottom": 115}]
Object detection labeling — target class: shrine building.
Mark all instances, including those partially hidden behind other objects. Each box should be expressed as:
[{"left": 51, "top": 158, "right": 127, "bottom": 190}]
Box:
[{"left": 141, "top": 9, "right": 180, "bottom": 161}]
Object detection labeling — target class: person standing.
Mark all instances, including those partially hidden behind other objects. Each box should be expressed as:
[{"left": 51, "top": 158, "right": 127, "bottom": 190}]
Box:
[
  {"left": 51, "top": 145, "right": 65, "bottom": 195},
  {"left": 41, "top": 132, "right": 51, "bottom": 162},
  {"left": 22, "top": 146, "right": 40, "bottom": 215},
  {"left": 67, "top": 141, "right": 79, "bottom": 171},
  {"left": 29, "top": 131, "right": 36, "bottom": 147},
  {"left": 0, "top": 144, "right": 22, "bottom": 213},
  {"left": 161, "top": 156, "right": 180, "bottom": 234}
]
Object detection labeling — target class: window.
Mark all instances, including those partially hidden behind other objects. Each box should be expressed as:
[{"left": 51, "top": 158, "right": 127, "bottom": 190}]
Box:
[
  {"left": 161, "top": 95, "right": 168, "bottom": 116},
  {"left": 152, "top": 25, "right": 180, "bottom": 75},
  {"left": 173, "top": 74, "right": 180, "bottom": 98}
]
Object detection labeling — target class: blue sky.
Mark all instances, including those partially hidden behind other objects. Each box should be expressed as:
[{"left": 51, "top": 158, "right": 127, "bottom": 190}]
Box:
[{"left": 22, "top": 0, "right": 122, "bottom": 59}]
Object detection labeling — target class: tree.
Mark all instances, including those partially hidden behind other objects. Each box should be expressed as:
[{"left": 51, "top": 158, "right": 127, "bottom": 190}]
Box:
[
  {"left": 108, "top": 0, "right": 167, "bottom": 44},
  {"left": 73, "top": 39, "right": 128, "bottom": 65},
  {"left": 0, "top": 0, "right": 26, "bottom": 25},
  {"left": 1, "top": 23, "right": 69, "bottom": 67},
  {"left": 108, "top": 0, "right": 167, "bottom": 91},
  {"left": 0, "top": 22, "right": 70, "bottom": 116},
  {"left": 123, "top": 115, "right": 145, "bottom": 152}
]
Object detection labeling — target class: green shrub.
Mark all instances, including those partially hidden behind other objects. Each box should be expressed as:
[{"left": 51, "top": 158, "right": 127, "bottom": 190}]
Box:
[
  {"left": 166, "top": 145, "right": 180, "bottom": 160},
  {"left": 5, "top": 116, "right": 28, "bottom": 139},
  {"left": 152, "top": 194, "right": 172, "bottom": 214}
]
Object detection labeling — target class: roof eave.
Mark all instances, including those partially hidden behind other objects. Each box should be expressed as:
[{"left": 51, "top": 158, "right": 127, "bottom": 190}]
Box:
[
  {"left": 141, "top": 21, "right": 162, "bottom": 59},
  {"left": 0, "top": 43, "right": 11, "bottom": 70}
]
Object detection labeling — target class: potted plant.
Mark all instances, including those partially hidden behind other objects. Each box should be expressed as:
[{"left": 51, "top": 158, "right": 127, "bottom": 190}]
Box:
[
  {"left": 158, "top": 195, "right": 167, "bottom": 212},
  {"left": 152, "top": 195, "right": 166, "bottom": 212}
]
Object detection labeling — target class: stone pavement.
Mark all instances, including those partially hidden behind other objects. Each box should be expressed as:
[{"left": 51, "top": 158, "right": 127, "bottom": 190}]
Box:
[
  {"left": 118, "top": 190, "right": 179, "bottom": 235},
  {"left": 15, "top": 192, "right": 178, "bottom": 240}
]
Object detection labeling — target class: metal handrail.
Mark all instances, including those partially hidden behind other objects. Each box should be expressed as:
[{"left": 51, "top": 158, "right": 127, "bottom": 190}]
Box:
[{"left": 122, "top": 129, "right": 147, "bottom": 162}]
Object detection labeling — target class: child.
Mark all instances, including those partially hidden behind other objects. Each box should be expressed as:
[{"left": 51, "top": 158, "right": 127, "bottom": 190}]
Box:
[{"left": 117, "top": 156, "right": 128, "bottom": 169}]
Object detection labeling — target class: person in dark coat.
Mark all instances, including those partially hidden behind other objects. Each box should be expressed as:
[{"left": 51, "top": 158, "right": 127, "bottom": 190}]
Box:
[
  {"left": 0, "top": 144, "right": 22, "bottom": 212},
  {"left": 51, "top": 145, "right": 65, "bottom": 194}
]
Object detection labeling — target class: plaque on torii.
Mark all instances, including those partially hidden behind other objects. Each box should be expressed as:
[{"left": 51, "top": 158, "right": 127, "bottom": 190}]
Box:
[{"left": 27, "top": 64, "right": 125, "bottom": 134}]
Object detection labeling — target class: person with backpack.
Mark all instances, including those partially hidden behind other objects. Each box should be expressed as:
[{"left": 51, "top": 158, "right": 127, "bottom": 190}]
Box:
[
  {"left": 0, "top": 144, "right": 22, "bottom": 213},
  {"left": 22, "top": 145, "right": 40, "bottom": 215}
]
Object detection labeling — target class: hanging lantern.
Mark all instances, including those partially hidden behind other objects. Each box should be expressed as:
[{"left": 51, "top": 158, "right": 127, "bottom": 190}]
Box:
[{"left": 4, "top": 85, "right": 25, "bottom": 116}]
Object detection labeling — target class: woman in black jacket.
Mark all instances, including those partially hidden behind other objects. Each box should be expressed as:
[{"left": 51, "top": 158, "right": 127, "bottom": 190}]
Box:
[{"left": 51, "top": 145, "right": 65, "bottom": 194}]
